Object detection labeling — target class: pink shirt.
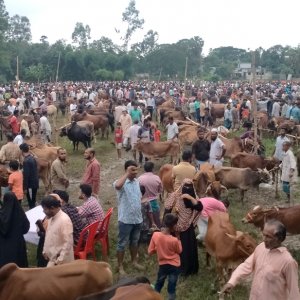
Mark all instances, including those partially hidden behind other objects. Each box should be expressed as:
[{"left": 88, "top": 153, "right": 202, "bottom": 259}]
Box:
[
  {"left": 138, "top": 172, "right": 163, "bottom": 201},
  {"left": 199, "top": 197, "right": 226, "bottom": 218},
  {"left": 228, "top": 242, "right": 300, "bottom": 300},
  {"left": 81, "top": 158, "right": 100, "bottom": 195}
]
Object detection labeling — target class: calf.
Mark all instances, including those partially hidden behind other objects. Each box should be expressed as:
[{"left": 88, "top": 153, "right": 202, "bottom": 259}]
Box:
[
  {"left": 0, "top": 260, "right": 113, "bottom": 300},
  {"left": 214, "top": 167, "right": 271, "bottom": 202},
  {"left": 242, "top": 205, "right": 300, "bottom": 234},
  {"left": 205, "top": 212, "right": 256, "bottom": 284},
  {"left": 60, "top": 121, "right": 92, "bottom": 150},
  {"left": 134, "top": 140, "right": 180, "bottom": 164}
]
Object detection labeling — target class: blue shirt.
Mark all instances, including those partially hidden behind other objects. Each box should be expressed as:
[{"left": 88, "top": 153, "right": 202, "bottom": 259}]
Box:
[
  {"left": 113, "top": 178, "right": 142, "bottom": 224},
  {"left": 290, "top": 106, "right": 300, "bottom": 122}
]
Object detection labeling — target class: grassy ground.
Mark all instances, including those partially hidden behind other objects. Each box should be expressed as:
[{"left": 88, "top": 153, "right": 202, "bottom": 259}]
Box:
[{"left": 20, "top": 116, "right": 300, "bottom": 300}]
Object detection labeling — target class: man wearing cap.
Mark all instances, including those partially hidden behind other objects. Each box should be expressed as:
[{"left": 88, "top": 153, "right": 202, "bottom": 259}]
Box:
[
  {"left": 119, "top": 109, "right": 132, "bottom": 148},
  {"left": 209, "top": 129, "right": 226, "bottom": 167},
  {"left": 280, "top": 141, "right": 297, "bottom": 202}
]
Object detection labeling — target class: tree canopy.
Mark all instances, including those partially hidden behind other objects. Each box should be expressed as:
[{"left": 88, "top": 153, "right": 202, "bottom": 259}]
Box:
[{"left": 1, "top": 0, "right": 300, "bottom": 83}]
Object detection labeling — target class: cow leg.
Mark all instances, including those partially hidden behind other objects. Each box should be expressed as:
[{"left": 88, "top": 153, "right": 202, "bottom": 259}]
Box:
[
  {"left": 206, "top": 252, "right": 211, "bottom": 267},
  {"left": 72, "top": 141, "right": 76, "bottom": 151},
  {"left": 240, "top": 189, "right": 245, "bottom": 203}
]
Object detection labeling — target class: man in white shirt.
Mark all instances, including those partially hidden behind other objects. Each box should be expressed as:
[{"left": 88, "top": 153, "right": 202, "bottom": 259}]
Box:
[
  {"left": 7, "top": 103, "right": 15, "bottom": 115},
  {"left": 271, "top": 100, "right": 281, "bottom": 117},
  {"left": 42, "top": 195, "right": 74, "bottom": 267},
  {"left": 129, "top": 120, "right": 141, "bottom": 162},
  {"left": 209, "top": 128, "right": 226, "bottom": 167},
  {"left": 50, "top": 89, "right": 56, "bottom": 103},
  {"left": 273, "top": 128, "right": 290, "bottom": 161},
  {"left": 166, "top": 117, "right": 178, "bottom": 141},
  {"left": 13, "top": 129, "right": 26, "bottom": 146},
  {"left": 40, "top": 111, "right": 52, "bottom": 143}
]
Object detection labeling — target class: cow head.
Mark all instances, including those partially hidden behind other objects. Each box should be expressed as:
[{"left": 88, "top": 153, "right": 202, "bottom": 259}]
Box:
[
  {"left": 226, "top": 231, "right": 257, "bottom": 259},
  {"left": 59, "top": 126, "right": 68, "bottom": 137},
  {"left": 205, "top": 181, "right": 228, "bottom": 200},
  {"left": 257, "top": 168, "right": 271, "bottom": 184}
]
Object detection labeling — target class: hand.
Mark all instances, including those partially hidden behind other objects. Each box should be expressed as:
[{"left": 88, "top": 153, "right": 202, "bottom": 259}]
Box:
[
  {"left": 126, "top": 165, "right": 138, "bottom": 177},
  {"left": 216, "top": 155, "right": 222, "bottom": 160},
  {"left": 181, "top": 193, "right": 193, "bottom": 201},
  {"left": 220, "top": 283, "right": 233, "bottom": 294},
  {"left": 55, "top": 259, "right": 63, "bottom": 265}
]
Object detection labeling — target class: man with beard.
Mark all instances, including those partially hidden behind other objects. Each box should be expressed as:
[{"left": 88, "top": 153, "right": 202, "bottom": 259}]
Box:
[
  {"left": 81, "top": 148, "right": 100, "bottom": 196},
  {"left": 221, "top": 220, "right": 300, "bottom": 299},
  {"left": 192, "top": 128, "right": 211, "bottom": 169},
  {"left": 50, "top": 148, "right": 69, "bottom": 191},
  {"left": 209, "top": 128, "right": 226, "bottom": 167}
]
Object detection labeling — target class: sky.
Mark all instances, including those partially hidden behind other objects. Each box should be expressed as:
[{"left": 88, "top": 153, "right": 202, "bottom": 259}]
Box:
[{"left": 5, "top": 0, "right": 300, "bottom": 55}]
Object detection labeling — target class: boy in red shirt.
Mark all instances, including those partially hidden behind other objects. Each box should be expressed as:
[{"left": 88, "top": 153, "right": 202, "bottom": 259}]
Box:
[
  {"left": 148, "top": 213, "right": 182, "bottom": 300},
  {"left": 8, "top": 160, "right": 23, "bottom": 202},
  {"left": 154, "top": 128, "right": 161, "bottom": 142},
  {"left": 115, "top": 122, "right": 123, "bottom": 159}
]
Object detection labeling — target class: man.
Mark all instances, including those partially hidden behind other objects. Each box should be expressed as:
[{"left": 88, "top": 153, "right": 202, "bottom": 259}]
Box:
[
  {"left": 221, "top": 220, "right": 300, "bottom": 300},
  {"left": 289, "top": 100, "right": 300, "bottom": 123},
  {"left": 77, "top": 184, "right": 104, "bottom": 226},
  {"left": 209, "top": 129, "right": 226, "bottom": 167},
  {"left": 231, "top": 104, "right": 239, "bottom": 130},
  {"left": 128, "top": 120, "right": 141, "bottom": 162},
  {"left": 114, "top": 101, "right": 126, "bottom": 124},
  {"left": 81, "top": 148, "right": 100, "bottom": 196},
  {"left": 13, "top": 129, "right": 27, "bottom": 146},
  {"left": 40, "top": 110, "right": 52, "bottom": 143},
  {"left": 203, "top": 107, "right": 213, "bottom": 128},
  {"left": 20, "top": 115, "right": 30, "bottom": 138},
  {"left": 130, "top": 103, "right": 142, "bottom": 123},
  {"left": 8, "top": 110, "right": 20, "bottom": 136},
  {"left": 113, "top": 160, "right": 144, "bottom": 275},
  {"left": 271, "top": 99, "right": 281, "bottom": 117},
  {"left": 146, "top": 94, "right": 155, "bottom": 119},
  {"left": 119, "top": 109, "right": 132, "bottom": 148},
  {"left": 172, "top": 150, "right": 196, "bottom": 190},
  {"left": 19, "top": 143, "right": 39, "bottom": 208},
  {"left": 50, "top": 148, "right": 69, "bottom": 191},
  {"left": 273, "top": 128, "right": 290, "bottom": 161},
  {"left": 192, "top": 128, "right": 211, "bottom": 169},
  {"left": 0, "top": 133, "right": 22, "bottom": 163},
  {"left": 166, "top": 117, "right": 178, "bottom": 141},
  {"left": 224, "top": 104, "right": 232, "bottom": 129},
  {"left": 42, "top": 195, "right": 74, "bottom": 267},
  {"left": 280, "top": 141, "right": 297, "bottom": 202},
  {"left": 138, "top": 161, "right": 163, "bottom": 229},
  {"left": 52, "top": 190, "right": 86, "bottom": 246}
]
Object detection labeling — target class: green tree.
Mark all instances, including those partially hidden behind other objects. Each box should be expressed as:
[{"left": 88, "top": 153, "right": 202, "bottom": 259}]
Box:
[
  {"left": 0, "top": 0, "right": 9, "bottom": 42},
  {"left": 7, "top": 15, "right": 31, "bottom": 42},
  {"left": 72, "top": 22, "right": 91, "bottom": 49},
  {"left": 121, "top": 0, "right": 144, "bottom": 50},
  {"left": 131, "top": 30, "right": 158, "bottom": 58},
  {"left": 90, "top": 36, "right": 119, "bottom": 53}
]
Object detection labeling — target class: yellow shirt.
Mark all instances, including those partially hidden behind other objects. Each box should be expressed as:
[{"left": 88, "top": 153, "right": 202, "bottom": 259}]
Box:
[{"left": 172, "top": 162, "right": 196, "bottom": 191}]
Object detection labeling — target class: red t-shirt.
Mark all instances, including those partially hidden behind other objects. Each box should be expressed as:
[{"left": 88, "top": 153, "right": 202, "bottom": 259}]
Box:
[
  {"left": 154, "top": 129, "right": 161, "bottom": 142},
  {"left": 115, "top": 128, "right": 123, "bottom": 143},
  {"left": 9, "top": 116, "right": 20, "bottom": 134}
]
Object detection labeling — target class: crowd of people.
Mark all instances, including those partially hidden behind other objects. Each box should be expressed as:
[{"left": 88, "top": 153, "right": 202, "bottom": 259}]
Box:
[{"left": 0, "top": 80, "right": 299, "bottom": 299}]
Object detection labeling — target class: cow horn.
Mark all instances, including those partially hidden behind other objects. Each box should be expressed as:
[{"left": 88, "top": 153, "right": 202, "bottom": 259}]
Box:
[
  {"left": 220, "top": 184, "right": 228, "bottom": 198},
  {"left": 225, "top": 233, "right": 236, "bottom": 240}
]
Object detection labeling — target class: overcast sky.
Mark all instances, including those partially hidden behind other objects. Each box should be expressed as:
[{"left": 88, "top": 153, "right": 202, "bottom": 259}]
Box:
[{"left": 5, "top": 0, "right": 300, "bottom": 54}]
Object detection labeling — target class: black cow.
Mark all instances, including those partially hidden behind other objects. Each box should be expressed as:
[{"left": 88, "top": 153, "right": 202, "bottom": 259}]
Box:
[{"left": 60, "top": 121, "right": 92, "bottom": 150}]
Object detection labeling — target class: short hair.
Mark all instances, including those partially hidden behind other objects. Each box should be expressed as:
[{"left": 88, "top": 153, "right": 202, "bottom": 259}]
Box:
[
  {"left": 13, "top": 110, "right": 19, "bottom": 116},
  {"left": 124, "top": 160, "right": 138, "bottom": 170},
  {"left": 41, "top": 195, "right": 61, "bottom": 208},
  {"left": 79, "top": 184, "right": 92, "bottom": 198},
  {"left": 19, "top": 143, "right": 29, "bottom": 152},
  {"left": 182, "top": 150, "right": 192, "bottom": 161},
  {"left": 197, "top": 127, "right": 205, "bottom": 133},
  {"left": 134, "top": 120, "right": 139, "bottom": 124},
  {"left": 20, "top": 129, "right": 26, "bottom": 135},
  {"left": 140, "top": 185, "right": 146, "bottom": 196},
  {"left": 265, "top": 219, "right": 286, "bottom": 242},
  {"left": 9, "top": 160, "right": 19, "bottom": 171},
  {"left": 222, "top": 198, "right": 230, "bottom": 208},
  {"left": 283, "top": 141, "right": 291, "bottom": 146},
  {"left": 117, "top": 122, "right": 121, "bottom": 126},
  {"left": 57, "top": 147, "right": 66, "bottom": 154},
  {"left": 42, "top": 110, "right": 47, "bottom": 116},
  {"left": 163, "top": 213, "right": 178, "bottom": 228},
  {"left": 144, "top": 161, "right": 154, "bottom": 172},
  {"left": 86, "top": 148, "right": 95, "bottom": 156},
  {"left": 53, "top": 190, "right": 69, "bottom": 203},
  {"left": 168, "top": 116, "right": 174, "bottom": 121}
]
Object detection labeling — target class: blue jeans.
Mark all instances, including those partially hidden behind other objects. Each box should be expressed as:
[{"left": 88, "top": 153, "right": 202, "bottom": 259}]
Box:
[
  {"left": 155, "top": 264, "right": 180, "bottom": 299},
  {"left": 117, "top": 222, "right": 142, "bottom": 251}
]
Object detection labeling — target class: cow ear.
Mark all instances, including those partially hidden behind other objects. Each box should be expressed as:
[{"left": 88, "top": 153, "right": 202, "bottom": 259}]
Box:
[{"left": 225, "top": 233, "right": 236, "bottom": 240}]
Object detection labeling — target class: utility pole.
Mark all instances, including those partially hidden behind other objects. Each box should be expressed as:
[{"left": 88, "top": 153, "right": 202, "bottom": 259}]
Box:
[
  {"left": 251, "top": 51, "right": 258, "bottom": 154},
  {"left": 184, "top": 56, "right": 188, "bottom": 96},
  {"left": 16, "top": 56, "right": 19, "bottom": 81},
  {"left": 55, "top": 52, "right": 61, "bottom": 83}
]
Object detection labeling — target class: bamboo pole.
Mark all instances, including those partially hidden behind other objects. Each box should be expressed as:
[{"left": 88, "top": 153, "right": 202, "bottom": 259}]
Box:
[
  {"left": 251, "top": 52, "right": 258, "bottom": 154},
  {"left": 55, "top": 52, "right": 61, "bottom": 83}
]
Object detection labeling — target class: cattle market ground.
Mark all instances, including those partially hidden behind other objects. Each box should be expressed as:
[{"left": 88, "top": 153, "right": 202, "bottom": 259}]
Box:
[{"left": 5, "top": 114, "right": 300, "bottom": 300}]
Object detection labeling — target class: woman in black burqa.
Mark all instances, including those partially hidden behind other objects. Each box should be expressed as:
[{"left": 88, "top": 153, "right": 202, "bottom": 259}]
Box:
[{"left": 0, "top": 192, "right": 30, "bottom": 267}]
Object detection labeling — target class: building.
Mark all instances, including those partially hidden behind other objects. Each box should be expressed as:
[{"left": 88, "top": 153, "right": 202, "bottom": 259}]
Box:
[{"left": 234, "top": 62, "right": 272, "bottom": 80}]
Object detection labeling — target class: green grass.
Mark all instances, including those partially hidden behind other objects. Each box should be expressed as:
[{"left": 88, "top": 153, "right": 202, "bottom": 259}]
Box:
[{"left": 19, "top": 116, "right": 300, "bottom": 300}]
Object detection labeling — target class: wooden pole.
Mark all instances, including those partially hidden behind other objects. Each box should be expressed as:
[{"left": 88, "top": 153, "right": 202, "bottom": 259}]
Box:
[
  {"left": 16, "top": 56, "right": 19, "bottom": 81},
  {"left": 184, "top": 57, "right": 188, "bottom": 95},
  {"left": 158, "top": 67, "right": 162, "bottom": 82},
  {"left": 251, "top": 51, "right": 258, "bottom": 154},
  {"left": 55, "top": 52, "right": 61, "bottom": 83}
]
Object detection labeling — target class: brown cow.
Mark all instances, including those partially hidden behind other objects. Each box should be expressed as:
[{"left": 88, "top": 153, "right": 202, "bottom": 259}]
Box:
[
  {"left": 242, "top": 205, "right": 300, "bottom": 234},
  {"left": 72, "top": 112, "right": 110, "bottom": 139},
  {"left": 178, "top": 126, "right": 198, "bottom": 148},
  {"left": 193, "top": 163, "right": 216, "bottom": 197},
  {"left": 214, "top": 167, "right": 271, "bottom": 202},
  {"left": 161, "top": 109, "right": 185, "bottom": 125},
  {"left": 205, "top": 212, "right": 257, "bottom": 283},
  {"left": 0, "top": 260, "right": 113, "bottom": 300},
  {"left": 231, "top": 152, "right": 280, "bottom": 171},
  {"left": 210, "top": 103, "right": 225, "bottom": 122},
  {"left": 158, "top": 164, "right": 174, "bottom": 193},
  {"left": 135, "top": 141, "right": 180, "bottom": 164}
]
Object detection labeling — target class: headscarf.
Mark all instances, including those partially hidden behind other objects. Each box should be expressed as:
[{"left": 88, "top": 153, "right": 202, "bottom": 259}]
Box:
[
  {"left": 165, "top": 178, "right": 202, "bottom": 232},
  {"left": 0, "top": 192, "right": 29, "bottom": 236}
]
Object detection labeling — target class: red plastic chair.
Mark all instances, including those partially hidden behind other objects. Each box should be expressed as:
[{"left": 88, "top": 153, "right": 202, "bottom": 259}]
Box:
[
  {"left": 94, "top": 208, "right": 114, "bottom": 261},
  {"left": 74, "top": 220, "right": 101, "bottom": 260}
]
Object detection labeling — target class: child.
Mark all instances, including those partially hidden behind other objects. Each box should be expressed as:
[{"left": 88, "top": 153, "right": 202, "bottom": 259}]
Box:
[
  {"left": 8, "top": 160, "right": 23, "bottom": 202},
  {"left": 241, "top": 106, "right": 250, "bottom": 122},
  {"left": 148, "top": 213, "right": 182, "bottom": 300},
  {"left": 154, "top": 128, "right": 161, "bottom": 142},
  {"left": 115, "top": 122, "right": 123, "bottom": 159}
]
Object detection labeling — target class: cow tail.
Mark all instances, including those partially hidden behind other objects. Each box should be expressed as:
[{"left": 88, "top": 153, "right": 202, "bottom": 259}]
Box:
[{"left": 107, "top": 113, "right": 115, "bottom": 133}]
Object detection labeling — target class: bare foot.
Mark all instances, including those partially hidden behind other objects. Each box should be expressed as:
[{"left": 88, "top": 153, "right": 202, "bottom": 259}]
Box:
[
  {"left": 118, "top": 266, "right": 127, "bottom": 276},
  {"left": 132, "top": 262, "right": 145, "bottom": 271}
]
